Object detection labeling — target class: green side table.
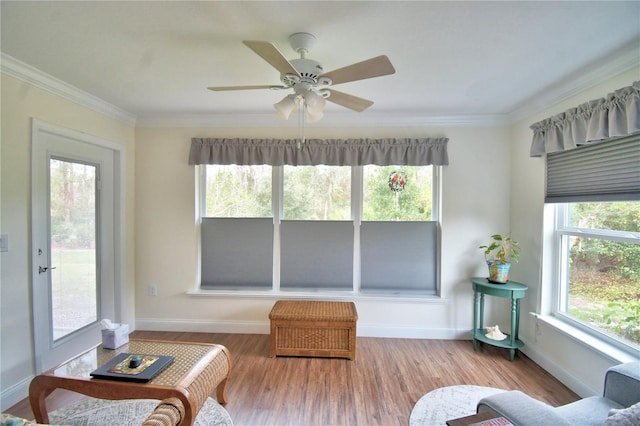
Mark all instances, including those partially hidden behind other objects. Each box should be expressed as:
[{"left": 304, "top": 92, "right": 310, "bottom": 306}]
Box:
[{"left": 471, "top": 277, "right": 528, "bottom": 361}]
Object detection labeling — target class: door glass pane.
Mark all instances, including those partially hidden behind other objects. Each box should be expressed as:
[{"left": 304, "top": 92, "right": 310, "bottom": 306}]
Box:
[{"left": 50, "top": 159, "right": 98, "bottom": 340}]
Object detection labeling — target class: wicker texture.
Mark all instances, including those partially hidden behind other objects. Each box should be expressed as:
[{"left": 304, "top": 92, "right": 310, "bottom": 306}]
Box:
[
  {"left": 279, "top": 327, "right": 350, "bottom": 350},
  {"left": 142, "top": 398, "right": 184, "bottom": 426},
  {"left": 183, "top": 346, "right": 231, "bottom": 411},
  {"left": 93, "top": 341, "right": 216, "bottom": 387},
  {"left": 270, "top": 301, "right": 357, "bottom": 360},
  {"left": 269, "top": 300, "right": 358, "bottom": 321}
]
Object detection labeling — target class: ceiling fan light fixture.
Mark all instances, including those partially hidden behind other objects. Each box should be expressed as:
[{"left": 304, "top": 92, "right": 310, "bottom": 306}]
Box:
[
  {"left": 304, "top": 90, "right": 326, "bottom": 115},
  {"left": 274, "top": 94, "right": 299, "bottom": 120},
  {"left": 306, "top": 109, "right": 324, "bottom": 123}
]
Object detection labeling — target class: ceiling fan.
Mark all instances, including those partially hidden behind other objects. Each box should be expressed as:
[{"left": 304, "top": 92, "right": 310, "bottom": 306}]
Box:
[{"left": 208, "top": 32, "right": 396, "bottom": 122}]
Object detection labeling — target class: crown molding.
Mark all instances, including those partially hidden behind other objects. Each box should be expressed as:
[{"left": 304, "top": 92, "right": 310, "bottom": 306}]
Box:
[
  {"left": 134, "top": 112, "right": 511, "bottom": 128},
  {"left": 1, "top": 53, "right": 137, "bottom": 126},
  {"left": 507, "top": 39, "right": 640, "bottom": 123}
]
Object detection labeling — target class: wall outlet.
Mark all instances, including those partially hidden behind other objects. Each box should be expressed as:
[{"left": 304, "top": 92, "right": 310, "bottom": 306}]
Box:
[{"left": 148, "top": 284, "right": 157, "bottom": 297}]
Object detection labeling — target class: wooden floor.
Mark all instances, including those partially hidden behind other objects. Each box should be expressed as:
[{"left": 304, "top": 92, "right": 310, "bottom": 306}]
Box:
[{"left": 7, "top": 331, "right": 579, "bottom": 425}]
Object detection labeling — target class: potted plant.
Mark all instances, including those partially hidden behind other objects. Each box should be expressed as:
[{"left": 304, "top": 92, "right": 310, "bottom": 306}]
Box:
[{"left": 479, "top": 234, "right": 520, "bottom": 283}]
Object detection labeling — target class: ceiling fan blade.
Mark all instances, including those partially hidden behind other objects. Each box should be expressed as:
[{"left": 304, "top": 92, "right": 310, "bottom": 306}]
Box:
[
  {"left": 208, "top": 85, "right": 286, "bottom": 91},
  {"left": 326, "top": 90, "right": 374, "bottom": 112},
  {"left": 243, "top": 40, "right": 300, "bottom": 76},
  {"left": 321, "top": 55, "right": 395, "bottom": 86}
]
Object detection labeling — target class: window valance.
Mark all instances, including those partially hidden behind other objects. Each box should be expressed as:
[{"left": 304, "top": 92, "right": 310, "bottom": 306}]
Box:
[
  {"left": 188, "top": 138, "right": 449, "bottom": 166},
  {"left": 530, "top": 81, "right": 640, "bottom": 157}
]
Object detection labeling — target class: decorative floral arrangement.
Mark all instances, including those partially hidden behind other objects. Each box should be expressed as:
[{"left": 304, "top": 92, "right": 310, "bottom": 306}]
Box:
[{"left": 388, "top": 171, "right": 407, "bottom": 192}]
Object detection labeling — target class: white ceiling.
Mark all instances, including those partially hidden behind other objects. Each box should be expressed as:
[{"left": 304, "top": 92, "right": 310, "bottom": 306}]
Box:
[{"left": 2, "top": 1, "right": 639, "bottom": 126}]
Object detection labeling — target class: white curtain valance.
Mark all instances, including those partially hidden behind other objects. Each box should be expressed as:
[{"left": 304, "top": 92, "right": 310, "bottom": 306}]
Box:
[
  {"left": 530, "top": 81, "right": 640, "bottom": 157},
  {"left": 188, "top": 138, "right": 449, "bottom": 166}
]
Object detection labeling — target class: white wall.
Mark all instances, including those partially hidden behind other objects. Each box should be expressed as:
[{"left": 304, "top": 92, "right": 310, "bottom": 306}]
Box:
[
  {"left": 133, "top": 125, "right": 512, "bottom": 337},
  {"left": 0, "top": 75, "right": 136, "bottom": 408},
  {"left": 510, "top": 67, "right": 640, "bottom": 397},
  {"left": 2, "top": 66, "right": 637, "bottom": 411}
]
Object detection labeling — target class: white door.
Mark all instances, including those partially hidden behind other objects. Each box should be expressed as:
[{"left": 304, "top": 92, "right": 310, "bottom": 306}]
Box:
[{"left": 32, "top": 121, "right": 119, "bottom": 373}]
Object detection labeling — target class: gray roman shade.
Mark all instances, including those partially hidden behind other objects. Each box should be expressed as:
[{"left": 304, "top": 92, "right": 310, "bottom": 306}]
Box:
[
  {"left": 189, "top": 138, "right": 449, "bottom": 166},
  {"left": 530, "top": 81, "right": 639, "bottom": 157},
  {"left": 280, "top": 221, "right": 353, "bottom": 290},
  {"left": 201, "top": 218, "right": 273, "bottom": 289},
  {"left": 360, "top": 221, "right": 438, "bottom": 294},
  {"left": 546, "top": 135, "right": 640, "bottom": 203}
]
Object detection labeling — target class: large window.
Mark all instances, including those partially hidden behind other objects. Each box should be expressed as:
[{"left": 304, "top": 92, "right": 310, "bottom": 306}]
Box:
[
  {"left": 554, "top": 202, "right": 640, "bottom": 351},
  {"left": 200, "top": 164, "right": 439, "bottom": 295},
  {"left": 547, "top": 135, "right": 640, "bottom": 353}
]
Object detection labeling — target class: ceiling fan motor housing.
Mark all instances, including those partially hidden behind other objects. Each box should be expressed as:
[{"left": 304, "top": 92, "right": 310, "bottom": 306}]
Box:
[{"left": 285, "top": 58, "right": 324, "bottom": 85}]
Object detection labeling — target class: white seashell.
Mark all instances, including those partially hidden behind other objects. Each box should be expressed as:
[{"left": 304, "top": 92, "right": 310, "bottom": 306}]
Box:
[{"left": 485, "top": 325, "right": 507, "bottom": 341}]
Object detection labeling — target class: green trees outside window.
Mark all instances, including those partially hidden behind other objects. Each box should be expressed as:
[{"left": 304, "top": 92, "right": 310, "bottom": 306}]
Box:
[
  {"left": 205, "top": 164, "right": 434, "bottom": 222},
  {"left": 561, "top": 201, "right": 640, "bottom": 347},
  {"left": 363, "top": 165, "right": 432, "bottom": 221},
  {"left": 205, "top": 165, "right": 272, "bottom": 217}
]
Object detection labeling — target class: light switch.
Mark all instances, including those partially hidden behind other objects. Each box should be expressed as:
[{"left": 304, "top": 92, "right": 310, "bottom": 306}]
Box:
[{"left": 0, "top": 234, "right": 8, "bottom": 252}]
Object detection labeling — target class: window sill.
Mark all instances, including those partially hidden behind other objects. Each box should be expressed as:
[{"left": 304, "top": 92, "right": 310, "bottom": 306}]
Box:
[
  {"left": 186, "top": 288, "right": 447, "bottom": 304},
  {"left": 533, "top": 313, "right": 639, "bottom": 363}
]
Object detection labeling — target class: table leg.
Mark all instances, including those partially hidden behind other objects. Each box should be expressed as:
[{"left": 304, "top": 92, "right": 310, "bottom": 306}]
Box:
[
  {"left": 217, "top": 377, "right": 228, "bottom": 405},
  {"left": 479, "top": 293, "right": 485, "bottom": 330},
  {"left": 473, "top": 289, "right": 479, "bottom": 351},
  {"left": 511, "top": 297, "right": 517, "bottom": 348},
  {"left": 509, "top": 348, "right": 516, "bottom": 361},
  {"left": 515, "top": 299, "right": 521, "bottom": 341},
  {"left": 28, "top": 375, "right": 54, "bottom": 424}
]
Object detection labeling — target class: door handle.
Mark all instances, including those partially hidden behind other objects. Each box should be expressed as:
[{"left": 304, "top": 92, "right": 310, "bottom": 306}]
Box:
[{"left": 39, "top": 266, "right": 56, "bottom": 274}]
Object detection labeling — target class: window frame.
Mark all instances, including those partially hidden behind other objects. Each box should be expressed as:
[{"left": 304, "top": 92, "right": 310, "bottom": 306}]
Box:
[
  {"left": 200, "top": 164, "right": 440, "bottom": 223},
  {"left": 552, "top": 203, "right": 640, "bottom": 355},
  {"left": 197, "top": 164, "right": 442, "bottom": 298}
]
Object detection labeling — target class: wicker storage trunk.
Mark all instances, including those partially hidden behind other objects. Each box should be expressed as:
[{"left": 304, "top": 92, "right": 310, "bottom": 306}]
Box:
[{"left": 269, "top": 300, "right": 358, "bottom": 360}]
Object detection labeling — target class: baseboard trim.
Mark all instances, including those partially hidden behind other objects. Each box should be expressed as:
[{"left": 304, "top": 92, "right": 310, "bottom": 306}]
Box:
[
  {"left": 1, "top": 375, "right": 33, "bottom": 411},
  {"left": 135, "top": 318, "right": 269, "bottom": 334},
  {"left": 520, "top": 338, "right": 596, "bottom": 398},
  {"left": 135, "top": 318, "right": 472, "bottom": 340}
]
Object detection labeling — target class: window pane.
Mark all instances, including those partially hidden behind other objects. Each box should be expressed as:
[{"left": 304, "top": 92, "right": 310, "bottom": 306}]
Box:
[
  {"left": 205, "top": 165, "right": 272, "bottom": 217},
  {"left": 363, "top": 165, "right": 432, "bottom": 221},
  {"left": 568, "top": 202, "right": 640, "bottom": 232},
  {"left": 283, "top": 165, "right": 350, "bottom": 220},
  {"left": 561, "top": 235, "right": 640, "bottom": 348}
]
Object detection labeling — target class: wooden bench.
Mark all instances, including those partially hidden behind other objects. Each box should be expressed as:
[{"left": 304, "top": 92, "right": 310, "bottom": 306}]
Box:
[{"left": 269, "top": 300, "right": 358, "bottom": 360}]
